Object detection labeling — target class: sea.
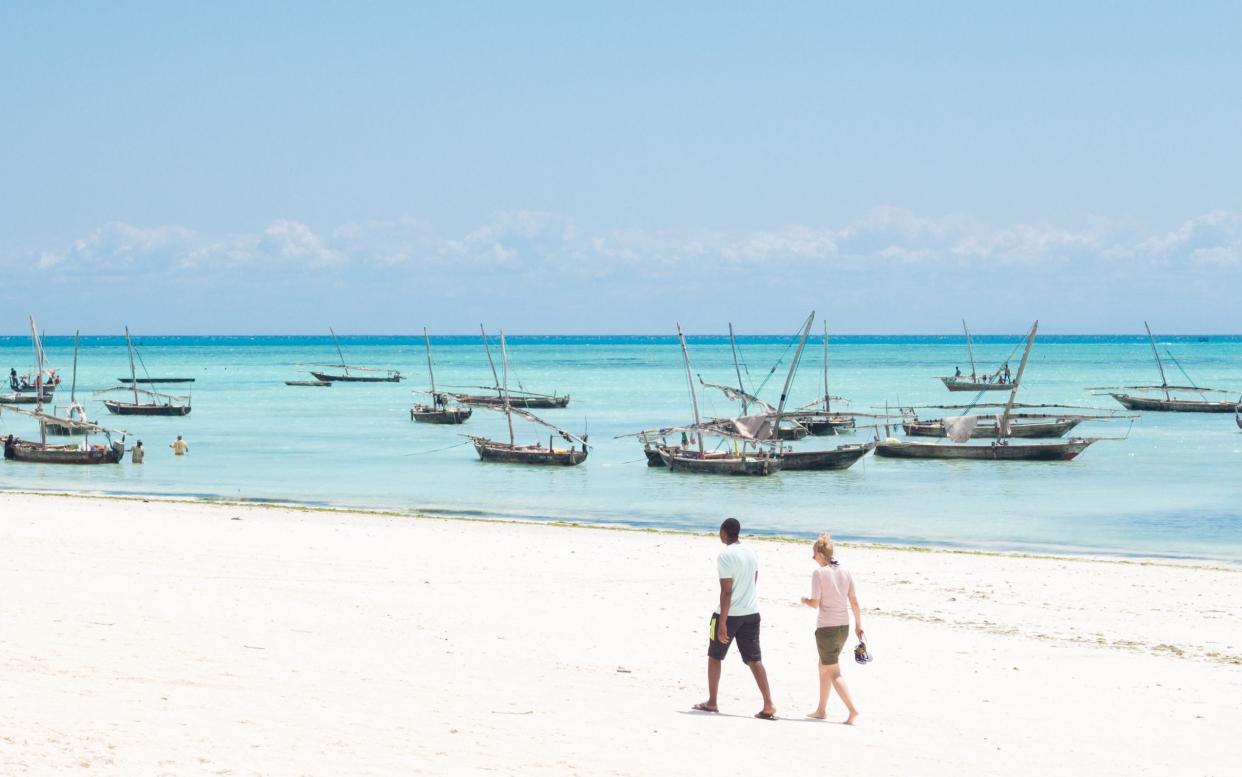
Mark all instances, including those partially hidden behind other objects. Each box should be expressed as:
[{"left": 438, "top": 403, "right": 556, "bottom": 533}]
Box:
[{"left": 3, "top": 333, "right": 1241, "bottom": 563}]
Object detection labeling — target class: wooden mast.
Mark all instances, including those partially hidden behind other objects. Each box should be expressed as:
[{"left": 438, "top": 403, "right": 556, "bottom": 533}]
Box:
[
  {"left": 480, "top": 325, "right": 502, "bottom": 398},
  {"left": 70, "top": 330, "right": 79, "bottom": 403},
  {"left": 998, "top": 321, "right": 1038, "bottom": 439},
  {"left": 29, "top": 316, "right": 46, "bottom": 446},
  {"left": 1144, "top": 321, "right": 1170, "bottom": 401},
  {"left": 329, "top": 327, "right": 348, "bottom": 377},
  {"left": 499, "top": 331, "right": 515, "bottom": 446},
  {"left": 823, "top": 320, "right": 831, "bottom": 413},
  {"left": 963, "top": 319, "right": 978, "bottom": 380},
  {"left": 773, "top": 312, "right": 815, "bottom": 441},
  {"left": 124, "top": 327, "right": 140, "bottom": 405},
  {"left": 728, "top": 323, "right": 748, "bottom": 415},
  {"left": 676, "top": 323, "right": 705, "bottom": 454},
  {"left": 422, "top": 327, "right": 438, "bottom": 406}
]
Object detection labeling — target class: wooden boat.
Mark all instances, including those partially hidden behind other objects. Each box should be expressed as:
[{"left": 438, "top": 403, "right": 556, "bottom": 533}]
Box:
[
  {"left": 459, "top": 332, "right": 587, "bottom": 466},
  {"left": 874, "top": 437, "right": 1094, "bottom": 461},
  {"left": 411, "top": 328, "right": 472, "bottom": 424},
  {"left": 1236, "top": 407, "right": 1242, "bottom": 430},
  {"left": 118, "top": 377, "right": 195, "bottom": 384},
  {"left": 697, "top": 324, "right": 810, "bottom": 440},
  {"left": 791, "top": 323, "right": 857, "bottom": 435},
  {"left": 939, "top": 320, "right": 1015, "bottom": 391},
  {"left": 1095, "top": 323, "right": 1239, "bottom": 412},
  {"left": 286, "top": 380, "right": 331, "bottom": 387},
  {"left": 97, "top": 327, "right": 192, "bottom": 416},
  {"left": 660, "top": 447, "right": 780, "bottom": 475},
  {"left": 0, "top": 392, "right": 53, "bottom": 405},
  {"left": 444, "top": 326, "right": 569, "bottom": 409},
  {"left": 46, "top": 332, "right": 96, "bottom": 436},
  {"left": 8, "top": 368, "right": 58, "bottom": 394},
  {"left": 308, "top": 327, "right": 402, "bottom": 382},
  {"left": 877, "top": 322, "right": 1099, "bottom": 461},
  {"left": 778, "top": 442, "right": 875, "bottom": 471}
]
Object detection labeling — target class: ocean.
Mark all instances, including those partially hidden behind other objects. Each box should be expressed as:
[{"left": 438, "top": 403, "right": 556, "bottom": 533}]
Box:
[{"left": 3, "top": 333, "right": 1241, "bottom": 562}]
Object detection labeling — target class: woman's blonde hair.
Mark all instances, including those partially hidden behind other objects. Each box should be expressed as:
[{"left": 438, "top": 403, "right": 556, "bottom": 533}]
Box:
[{"left": 812, "top": 532, "right": 834, "bottom": 562}]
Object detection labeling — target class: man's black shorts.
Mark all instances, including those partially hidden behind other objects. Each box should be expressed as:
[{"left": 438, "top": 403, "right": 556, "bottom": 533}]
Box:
[{"left": 707, "top": 612, "right": 762, "bottom": 663}]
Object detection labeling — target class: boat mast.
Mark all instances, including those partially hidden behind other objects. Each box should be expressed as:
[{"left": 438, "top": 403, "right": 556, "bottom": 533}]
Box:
[
  {"left": 29, "top": 316, "right": 46, "bottom": 446},
  {"left": 676, "top": 323, "right": 705, "bottom": 454},
  {"left": 125, "top": 327, "right": 140, "bottom": 405},
  {"left": 480, "top": 324, "right": 502, "bottom": 399},
  {"left": 998, "top": 321, "right": 1038, "bottom": 440},
  {"left": 963, "top": 319, "right": 977, "bottom": 380},
  {"left": 1144, "top": 321, "right": 1170, "bottom": 400},
  {"left": 823, "top": 321, "right": 831, "bottom": 413},
  {"left": 70, "top": 330, "right": 79, "bottom": 403},
  {"left": 499, "top": 331, "right": 516, "bottom": 446},
  {"left": 773, "top": 312, "right": 815, "bottom": 441},
  {"left": 329, "top": 327, "right": 348, "bottom": 377},
  {"left": 728, "top": 323, "right": 748, "bottom": 415},
  {"left": 422, "top": 327, "right": 437, "bottom": 405}
]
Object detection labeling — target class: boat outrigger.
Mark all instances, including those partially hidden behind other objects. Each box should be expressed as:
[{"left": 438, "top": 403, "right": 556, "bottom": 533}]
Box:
[
  {"left": 939, "top": 320, "right": 1017, "bottom": 392},
  {"left": 96, "top": 327, "right": 192, "bottom": 415},
  {"left": 877, "top": 321, "right": 1101, "bottom": 461},
  {"left": 411, "top": 328, "right": 472, "bottom": 424},
  {"left": 460, "top": 331, "right": 587, "bottom": 465},
  {"left": 307, "top": 328, "right": 403, "bottom": 383},
  {"left": 1092, "top": 322, "right": 1240, "bottom": 413}
]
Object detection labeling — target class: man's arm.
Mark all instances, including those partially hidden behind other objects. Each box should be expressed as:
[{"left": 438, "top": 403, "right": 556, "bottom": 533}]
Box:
[{"left": 717, "top": 578, "right": 733, "bottom": 643}]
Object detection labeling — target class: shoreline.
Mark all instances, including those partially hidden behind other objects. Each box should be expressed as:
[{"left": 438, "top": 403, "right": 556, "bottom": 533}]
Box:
[{"left": 3, "top": 486, "right": 1237, "bottom": 568}]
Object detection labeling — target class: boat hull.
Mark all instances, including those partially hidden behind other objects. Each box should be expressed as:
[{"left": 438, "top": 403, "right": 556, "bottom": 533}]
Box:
[
  {"left": 1110, "top": 393, "right": 1239, "bottom": 413},
  {"left": 286, "top": 380, "right": 331, "bottom": 387},
  {"left": 940, "top": 377, "right": 1011, "bottom": 392},
  {"left": 118, "top": 378, "right": 195, "bottom": 384},
  {"left": 800, "top": 415, "right": 856, "bottom": 435},
  {"left": 103, "top": 400, "right": 191, "bottom": 416},
  {"left": 471, "top": 438, "right": 587, "bottom": 465},
  {"left": 3, "top": 437, "right": 124, "bottom": 464},
  {"left": 902, "top": 417, "right": 1081, "bottom": 439},
  {"left": 0, "top": 393, "right": 54, "bottom": 405},
  {"left": 457, "top": 394, "right": 570, "bottom": 409},
  {"left": 778, "top": 443, "right": 875, "bottom": 471},
  {"left": 310, "top": 372, "right": 402, "bottom": 383},
  {"left": 411, "top": 406, "right": 472, "bottom": 424},
  {"left": 874, "top": 438, "right": 1095, "bottom": 461},
  {"left": 659, "top": 449, "right": 780, "bottom": 475}
]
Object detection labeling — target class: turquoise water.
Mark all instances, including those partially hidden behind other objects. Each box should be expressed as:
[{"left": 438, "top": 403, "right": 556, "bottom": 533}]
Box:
[{"left": 3, "top": 334, "right": 1241, "bottom": 562}]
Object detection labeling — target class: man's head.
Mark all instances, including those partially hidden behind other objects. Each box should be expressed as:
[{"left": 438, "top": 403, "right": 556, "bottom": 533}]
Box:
[
  {"left": 719, "top": 517, "right": 741, "bottom": 544},
  {"left": 176, "top": 436, "right": 182, "bottom": 441}
]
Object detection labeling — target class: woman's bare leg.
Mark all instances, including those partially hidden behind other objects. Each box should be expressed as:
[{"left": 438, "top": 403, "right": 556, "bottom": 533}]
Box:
[
  {"left": 826, "top": 663, "right": 859, "bottom": 724},
  {"left": 807, "top": 662, "right": 832, "bottom": 718}
]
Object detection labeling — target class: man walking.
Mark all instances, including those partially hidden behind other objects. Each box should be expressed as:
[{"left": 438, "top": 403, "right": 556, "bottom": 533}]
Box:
[{"left": 692, "top": 517, "right": 777, "bottom": 720}]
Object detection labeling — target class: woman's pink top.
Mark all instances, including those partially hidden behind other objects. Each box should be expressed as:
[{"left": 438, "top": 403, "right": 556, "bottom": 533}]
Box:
[{"left": 810, "top": 563, "right": 855, "bottom": 628}]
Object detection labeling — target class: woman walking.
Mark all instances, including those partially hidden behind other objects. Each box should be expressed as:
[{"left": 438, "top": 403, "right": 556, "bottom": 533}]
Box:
[{"left": 799, "top": 532, "right": 862, "bottom": 724}]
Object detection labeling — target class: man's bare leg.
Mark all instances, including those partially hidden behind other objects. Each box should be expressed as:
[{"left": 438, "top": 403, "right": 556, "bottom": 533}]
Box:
[
  {"left": 746, "top": 660, "right": 776, "bottom": 717},
  {"left": 694, "top": 657, "right": 723, "bottom": 711}
]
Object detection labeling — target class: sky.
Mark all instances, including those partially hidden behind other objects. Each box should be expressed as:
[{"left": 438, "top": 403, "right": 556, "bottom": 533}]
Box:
[{"left": 2, "top": 1, "right": 1240, "bottom": 334}]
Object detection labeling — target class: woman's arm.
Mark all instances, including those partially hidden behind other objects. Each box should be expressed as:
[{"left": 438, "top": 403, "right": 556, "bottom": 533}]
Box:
[
  {"left": 849, "top": 592, "right": 862, "bottom": 638},
  {"left": 800, "top": 596, "right": 820, "bottom": 608}
]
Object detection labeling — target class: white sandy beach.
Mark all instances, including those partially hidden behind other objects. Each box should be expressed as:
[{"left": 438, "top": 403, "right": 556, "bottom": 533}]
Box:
[{"left": 1, "top": 492, "right": 1239, "bottom": 777}]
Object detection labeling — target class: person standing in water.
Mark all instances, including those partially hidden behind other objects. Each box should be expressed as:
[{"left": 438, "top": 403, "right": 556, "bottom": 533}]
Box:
[
  {"left": 800, "top": 532, "right": 862, "bottom": 724},
  {"left": 170, "top": 436, "right": 189, "bottom": 456},
  {"left": 131, "top": 440, "right": 145, "bottom": 464},
  {"left": 692, "top": 517, "right": 777, "bottom": 720}
]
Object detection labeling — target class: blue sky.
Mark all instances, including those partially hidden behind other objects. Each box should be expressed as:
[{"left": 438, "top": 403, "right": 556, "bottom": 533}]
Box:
[{"left": 2, "top": 2, "right": 1240, "bottom": 334}]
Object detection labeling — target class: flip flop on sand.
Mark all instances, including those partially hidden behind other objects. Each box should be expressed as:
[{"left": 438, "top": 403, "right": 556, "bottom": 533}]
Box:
[
  {"left": 691, "top": 703, "right": 719, "bottom": 713},
  {"left": 754, "top": 711, "right": 778, "bottom": 720}
]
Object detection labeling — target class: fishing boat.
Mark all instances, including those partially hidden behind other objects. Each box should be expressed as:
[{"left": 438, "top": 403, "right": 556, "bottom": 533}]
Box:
[
  {"left": 877, "top": 322, "right": 1100, "bottom": 461},
  {"left": 46, "top": 331, "right": 96, "bottom": 436},
  {"left": 117, "top": 377, "right": 195, "bottom": 384},
  {"left": 1092, "top": 323, "right": 1240, "bottom": 412},
  {"left": 286, "top": 380, "right": 332, "bottom": 387},
  {"left": 442, "top": 326, "right": 569, "bottom": 409},
  {"left": 777, "top": 441, "right": 875, "bottom": 471},
  {"left": 411, "top": 328, "right": 472, "bottom": 424},
  {"left": 893, "top": 401, "right": 1124, "bottom": 439},
  {"left": 695, "top": 322, "right": 809, "bottom": 440},
  {"left": 790, "top": 322, "right": 856, "bottom": 435},
  {"left": 307, "top": 328, "right": 403, "bottom": 383},
  {"left": 460, "top": 331, "right": 587, "bottom": 465},
  {"left": 939, "top": 320, "right": 1016, "bottom": 392},
  {"left": 0, "top": 392, "right": 54, "bottom": 405},
  {"left": 1236, "top": 407, "right": 1242, "bottom": 430},
  {"left": 97, "top": 328, "right": 192, "bottom": 415}
]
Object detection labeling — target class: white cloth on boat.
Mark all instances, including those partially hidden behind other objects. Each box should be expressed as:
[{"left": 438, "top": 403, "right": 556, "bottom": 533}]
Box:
[
  {"left": 730, "top": 414, "right": 774, "bottom": 441},
  {"left": 943, "top": 415, "right": 978, "bottom": 443}
]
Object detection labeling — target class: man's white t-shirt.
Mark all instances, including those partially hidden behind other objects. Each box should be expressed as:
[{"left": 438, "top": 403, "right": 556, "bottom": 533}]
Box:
[{"left": 716, "top": 542, "right": 759, "bottom": 617}]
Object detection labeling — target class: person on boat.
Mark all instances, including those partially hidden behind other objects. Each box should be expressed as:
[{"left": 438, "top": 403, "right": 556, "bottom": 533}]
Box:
[
  {"left": 799, "top": 532, "right": 862, "bottom": 724},
  {"left": 9, "top": 368, "right": 16, "bottom": 390},
  {"left": 954, "top": 366, "right": 962, "bottom": 378},
  {"left": 692, "top": 517, "right": 777, "bottom": 720},
  {"left": 132, "top": 440, "right": 145, "bottom": 464},
  {"left": 170, "top": 436, "right": 189, "bottom": 456},
  {"left": 1003, "top": 363, "right": 1011, "bottom": 382}
]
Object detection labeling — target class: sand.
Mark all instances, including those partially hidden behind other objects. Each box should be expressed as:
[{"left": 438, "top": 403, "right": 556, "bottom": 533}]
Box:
[{"left": 1, "top": 491, "right": 1239, "bottom": 776}]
